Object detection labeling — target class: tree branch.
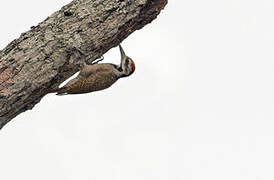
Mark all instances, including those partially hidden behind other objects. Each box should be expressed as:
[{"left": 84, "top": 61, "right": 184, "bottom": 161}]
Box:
[{"left": 0, "top": 0, "right": 168, "bottom": 129}]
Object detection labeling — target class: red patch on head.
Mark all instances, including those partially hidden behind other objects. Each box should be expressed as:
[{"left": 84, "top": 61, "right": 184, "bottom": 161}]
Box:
[{"left": 131, "top": 60, "right": 136, "bottom": 73}]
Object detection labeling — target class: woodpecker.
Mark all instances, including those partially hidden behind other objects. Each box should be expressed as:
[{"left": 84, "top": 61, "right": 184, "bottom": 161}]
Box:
[{"left": 52, "top": 45, "right": 135, "bottom": 95}]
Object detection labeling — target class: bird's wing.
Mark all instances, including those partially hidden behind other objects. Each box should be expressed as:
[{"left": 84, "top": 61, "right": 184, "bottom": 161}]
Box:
[
  {"left": 78, "top": 64, "right": 115, "bottom": 78},
  {"left": 56, "top": 77, "right": 82, "bottom": 95},
  {"left": 62, "top": 77, "right": 79, "bottom": 89},
  {"left": 78, "top": 65, "right": 97, "bottom": 78}
]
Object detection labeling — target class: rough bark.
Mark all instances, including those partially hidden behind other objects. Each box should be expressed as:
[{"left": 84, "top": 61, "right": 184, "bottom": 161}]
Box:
[{"left": 0, "top": 0, "right": 167, "bottom": 129}]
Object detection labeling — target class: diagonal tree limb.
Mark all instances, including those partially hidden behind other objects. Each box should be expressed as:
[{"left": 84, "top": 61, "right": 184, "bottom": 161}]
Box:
[{"left": 0, "top": 0, "right": 168, "bottom": 130}]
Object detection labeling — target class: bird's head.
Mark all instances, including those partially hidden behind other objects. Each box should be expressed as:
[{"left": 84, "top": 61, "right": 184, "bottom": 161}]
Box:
[{"left": 118, "top": 44, "right": 135, "bottom": 78}]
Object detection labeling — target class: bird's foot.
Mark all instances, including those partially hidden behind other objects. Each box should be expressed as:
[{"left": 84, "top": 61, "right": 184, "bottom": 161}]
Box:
[
  {"left": 92, "top": 56, "right": 104, "bottom": 64},
  {"left": 85, "top": 56, "right": 104, "bottom": 65}
]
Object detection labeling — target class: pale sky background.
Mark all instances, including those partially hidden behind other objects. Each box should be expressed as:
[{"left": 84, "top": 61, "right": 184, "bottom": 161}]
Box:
[{"left": 1, "top": 0, "right": 274, "bottom": 180}]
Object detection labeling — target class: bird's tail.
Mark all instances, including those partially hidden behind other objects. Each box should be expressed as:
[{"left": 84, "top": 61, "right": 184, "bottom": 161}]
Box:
[
  {"left": 48, "top": 87, "right": 67, "bottom": 96},
  {"left": 48, "top": 88, "right": 58, "bottom": 94}
]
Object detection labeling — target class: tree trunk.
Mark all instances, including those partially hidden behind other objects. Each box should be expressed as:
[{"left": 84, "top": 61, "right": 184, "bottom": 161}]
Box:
[{"left": 0, "top": 0, "right": 168, "bottom": 129}]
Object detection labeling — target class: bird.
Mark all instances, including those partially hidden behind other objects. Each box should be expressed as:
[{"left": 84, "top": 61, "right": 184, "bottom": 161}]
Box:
[{"left": 52, "top": 44, "right": 135, "bottom": 95}]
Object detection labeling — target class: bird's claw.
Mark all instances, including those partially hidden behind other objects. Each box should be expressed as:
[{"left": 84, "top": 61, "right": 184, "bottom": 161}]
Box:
[
  {"left": 91, "top": 56, "right": 104, "bottom": 64},
  {"left": 85, "top": 56, "right": 104, "bottom": 65}
]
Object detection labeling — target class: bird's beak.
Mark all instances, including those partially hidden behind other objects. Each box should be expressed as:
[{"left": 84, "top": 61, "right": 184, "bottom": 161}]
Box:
[{"left": 119, "top": 44, "right": 126, "bottom": 60}]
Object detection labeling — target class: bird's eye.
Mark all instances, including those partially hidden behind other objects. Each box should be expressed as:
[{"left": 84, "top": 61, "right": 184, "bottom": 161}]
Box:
[{"left": 125, "top": 59, "right": 129, "bottom": 67}]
